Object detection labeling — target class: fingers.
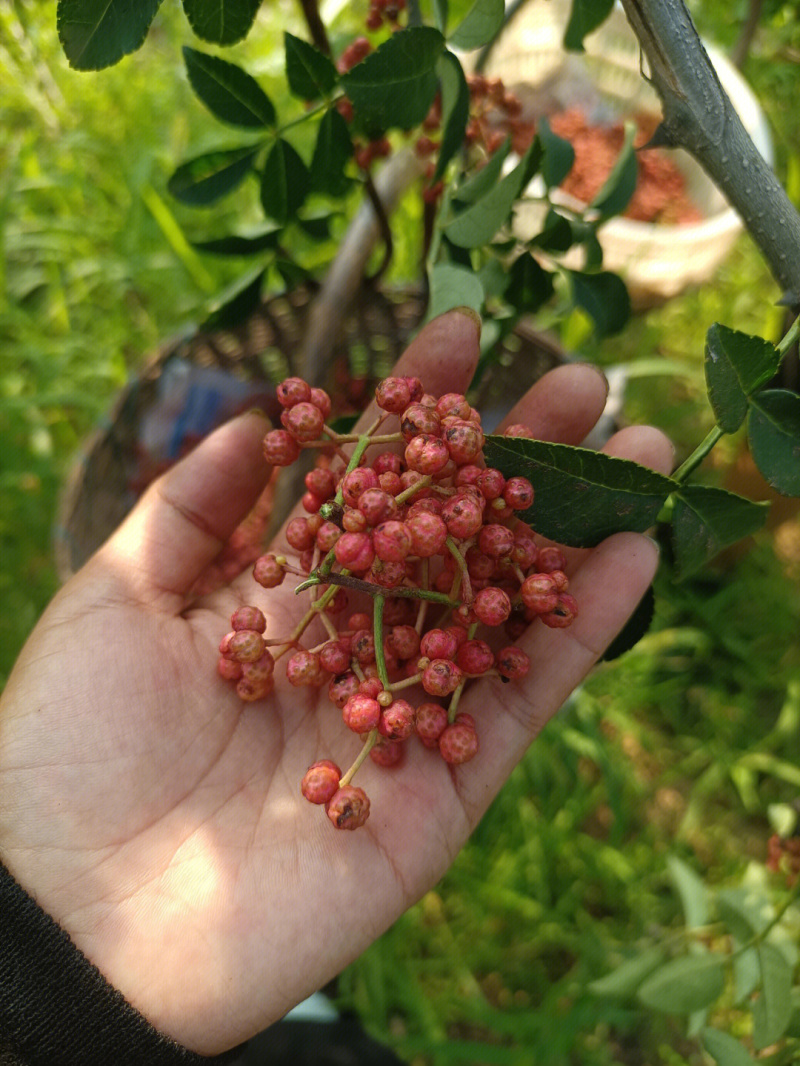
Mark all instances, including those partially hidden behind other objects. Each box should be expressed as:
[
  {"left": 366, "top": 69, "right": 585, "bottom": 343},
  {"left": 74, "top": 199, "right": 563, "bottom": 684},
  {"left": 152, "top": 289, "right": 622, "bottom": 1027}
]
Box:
[
  {"left": 91, "top": 410, "right": 273, "bottom": 611},
  {"left": 456, "top": 530, "right": 660, "bottom": 825},
  {"left": 494, "top": 362, "right": 610, "bottom": 444}
]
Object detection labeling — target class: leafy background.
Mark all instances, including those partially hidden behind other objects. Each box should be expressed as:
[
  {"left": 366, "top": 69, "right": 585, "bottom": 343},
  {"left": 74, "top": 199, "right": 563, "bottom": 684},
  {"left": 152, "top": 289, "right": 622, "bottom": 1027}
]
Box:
[{"left": 3, "top": 0, "right": 800, "bottom": 1062}]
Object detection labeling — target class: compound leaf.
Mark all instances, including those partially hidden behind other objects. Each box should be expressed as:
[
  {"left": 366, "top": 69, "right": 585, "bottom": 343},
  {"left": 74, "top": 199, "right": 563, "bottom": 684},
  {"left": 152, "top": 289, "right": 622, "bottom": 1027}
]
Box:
[
  {"left": 587, "top": 946, "right": 666, "bottom": 998},
  {"left": 753, "top": 943, "right": 793, "bottom": 1049},
  {"left": 168, "top": 145, "right": 258, "bottom": 206},
  {"left": 705, "top": 324, "right": 781, "bottom": 433},
  {"left": 445, "top": 141, "right": 539, "bottom": 248},
  {"left": 260, "top": 139, "right": 310, "bottom": 224},
  {"left": 568, "top": 269, "right": 630, "bottom": 336},
  {"left": 564, "top": 0, "right": 615, "bottom": 51},
  {"left": 671, "top": 485, "right": 768, "bottom": 579},
  {"left": 310, "top": 107, "right": 352, "bottom": 195},
  {"left": 182, "top": 0, "right": 260, "bottom": 45},
  {"left": 57, "top": 0, "right": 162, "bottom": 70},
  {"left": 747, "top": 389, "right": 800, "bottom": 495},
  {"left": 539, "top": 117, "right": 575, "bottom": 188},
  {"left": 637, "top": 954, "right": 726, "bottom": 1014},
  {"left": 448, "top": 0, "right": 504, "bottom": 50},
  {"left": 702, "top": 1028, "right": 757, "bottom": 1066},
  {"left": 285, "top": 33, "right": 338, "bottom": 100},
  {"left": 426, "top": 263, "right": 484, "bottom": 321},
  {"left": 433, "top": 51, "right": 470, "bottom": 181},
  {"left": 483, "top": 436, "right": 675, "bottom": 547}
]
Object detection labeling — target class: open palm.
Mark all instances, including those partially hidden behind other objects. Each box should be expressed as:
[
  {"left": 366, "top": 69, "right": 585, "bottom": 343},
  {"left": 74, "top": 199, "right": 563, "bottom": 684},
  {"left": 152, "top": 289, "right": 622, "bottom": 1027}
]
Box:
[{"left": 0, "top": 310, "right": 672, "bottom": 1056}]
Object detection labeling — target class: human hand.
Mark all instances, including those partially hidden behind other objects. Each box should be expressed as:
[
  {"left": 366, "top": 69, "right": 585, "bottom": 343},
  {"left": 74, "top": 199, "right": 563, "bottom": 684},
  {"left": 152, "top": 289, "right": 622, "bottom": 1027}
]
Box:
[{"left": 0, "top": 309, "right": 673, "bottom": 1055}]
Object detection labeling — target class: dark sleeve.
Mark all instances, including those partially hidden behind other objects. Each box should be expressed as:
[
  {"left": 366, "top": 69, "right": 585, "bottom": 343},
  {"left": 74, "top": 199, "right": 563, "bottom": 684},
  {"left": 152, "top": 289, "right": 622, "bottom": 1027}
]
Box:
[{"left": 0, "top": 859, "right": 244, "bottom": 1066}]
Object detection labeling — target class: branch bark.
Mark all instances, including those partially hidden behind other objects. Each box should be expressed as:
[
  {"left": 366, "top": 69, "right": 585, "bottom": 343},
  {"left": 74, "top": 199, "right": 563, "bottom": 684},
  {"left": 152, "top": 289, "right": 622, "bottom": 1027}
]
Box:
[{"left": 619, "top": 0, "right": 800, "bottom": 309}]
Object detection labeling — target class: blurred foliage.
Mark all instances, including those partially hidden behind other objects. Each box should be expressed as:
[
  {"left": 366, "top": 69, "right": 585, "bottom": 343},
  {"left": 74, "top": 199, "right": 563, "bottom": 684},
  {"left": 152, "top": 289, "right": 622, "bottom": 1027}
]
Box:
[{"left": 2, "top": 0, "right": 800, "bottom": 1062}]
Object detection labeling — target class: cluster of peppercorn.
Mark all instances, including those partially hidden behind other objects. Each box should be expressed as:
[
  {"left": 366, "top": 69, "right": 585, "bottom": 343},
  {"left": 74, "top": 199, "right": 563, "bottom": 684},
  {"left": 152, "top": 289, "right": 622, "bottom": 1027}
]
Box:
[
  {"left": 217, "top": 373, "right": 577, "bottom": 831},
  {"left": 767, "top": 833, "right": 800, "bottom": 887}
]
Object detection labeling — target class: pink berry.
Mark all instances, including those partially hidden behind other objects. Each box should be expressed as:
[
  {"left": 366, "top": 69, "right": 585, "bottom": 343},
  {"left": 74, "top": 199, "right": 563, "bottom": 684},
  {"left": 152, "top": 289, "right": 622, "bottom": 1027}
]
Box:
[
  {"left": 403, "top": 377, "right": 424, "bottom": 403},
  {"left": 358, "top": 676, "right": 384, "bottom": 699},
  {"left": 276, "top": 376, "right": 311, "bottom": 408},
  {"left": 326, "top": 785, "right": 370, "bottom": 829},
  {"left": 476, "top": 468, "right": 505, "bottom": 500},
  {"left": 350, "top": 629, "right": 376, "bottom": 665},
  {"left": 218, "top": 656, "right": 243, "bottom": 681},
  {"left": 540, "top": 593, "right": 578, "bottom": 628},
  {"left": 253, "top": 553, "right": 285, "bottom": 588},
  {"left": 236, "top": 676, "right": 273, "bottom": 702},
  {"left": 503, "top": 476, "right": 534, "bottom": 510},
  {"left": 445, "top": 624, "right": 469, "bottom": 649},
  {"left": 422, "top": 658, "right": 463, "bottom": 696},
  {"left": 372, "top": 451, "right": 403, "bottom": 476},
  {"left": 400, "top": 403, "right": 441, "bottom": 441},
  {"left": 334, "top": 531, "right": 375, "bottom": 573},
  {"left": 473, "top": 586, "right": 512, "bottom": 627},
  {"left": 477, "top": 523, "right": 515, "bottom": 559},
  {"left": 405, "top": 512, "right": 448, "bottom": 558},
  {"left": 227, "top": 629, "right": 266, "bottom": 663},
  {"left": 341, "top": 467, "right": 379, "bottom": 507},
  {"left": 342, "top": 693, "right": 381, "bottom": 733},
  {"left": 420, "top": 628, "right": 458, "bottom": 660},
  {"left": 263, "top": 429, "right": 300, "bottom": 467},
  {"left": 319, "top": 641, "right": 351, "bottom": 674},
  {"left": 441, "top": 493, "right": 484, "bottom": 540},
  {"left": 444, "top": 421, "right": 484, "bottom": 465},
  {"left": 231, "top": 605, "right": 266, "bottom": 633},
  {"left": 286, "top": 518, "right": 315, "bottom": 551},
  {"left": 342, "top": 506, "right": 367, "bottom": 533},
  {"left": 520, "top": 573, "right": 558, "bottom": 614},
  {"left": 286, "top": 649, "right": 326, "bottom": 686},
  {"left": 439, "top": 722, "right": 479, "bottom": 764},
  {"left": 316, "top": 520, "right": 341, "bottom": 552},
  {"left": 404, "top": 433, "right": 450, "bottom": 475},
  {"left": 347, "top": 612, "right": 372, "bottom": 631},
  {"left": 281, "top": 401, "right": 325, "bottom": 443},
  {"left": 369, "top": 559, "right": 406, "bottom": 588},
  {"left": 309, "top": 387, "right": 332, "bottom": 417},
  {"left": 415, "top": 702, "right": 448, "bottom": 745},
  {"left": 242, "top": 649, "right": 276, "bottom": 683},
  {"left": 511, "top": 531, "right": 538, "bottom": 570},
  {"left": 456, "top": 639, "right": 495, "bottom": 675},
  {"left": 385, "top": 625, "right": 420, "bottom": 660},
  {"left": 357, "top": 488, "right": 398, "bottom": 526},
  {"left": 378, "top": 699, "right": 416, "bottom": 740},
  {"left": 301, "top": 760, "right": 341, "bottom": 804},
  {"left": 378, "top": 471, "right": 403, "bottom": 496},
  {"left": 435, "top": 392, "right": 472, "bottom": 420},
  {"left": 537, "top": 546, "right": 568, "bottom": 573},
  {"left": 465, "top": 546, "right": 495, "bottom": 580},
  {"left": 496, "top": 646, "right": 530, "bottom": 680},
  {"left": 375, "top": 376, "right": 412, "bottom": 413},
  {"left": 370, "top": 738, "right": 405, "bottom": 767},
  {"left": 305, "top": 467, "right": 337, "bottom": 499},
  {"left": 328, "top": 671, "right": 360, "bottom": 708},
  {"left": 373, "top": 520, "right": 412, "bottom": 562},
  {"left": 503, "top": 423, "right": 534, "bottom": 438},
  {"left": 302, "top": 490, "right": 323, "bottom": 514}
]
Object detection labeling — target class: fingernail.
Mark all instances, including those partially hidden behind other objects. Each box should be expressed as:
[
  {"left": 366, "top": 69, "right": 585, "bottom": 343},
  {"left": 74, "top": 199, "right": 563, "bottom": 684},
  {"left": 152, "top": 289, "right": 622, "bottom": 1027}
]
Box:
[
  {"left": 573, "top": 361, "right": 610, "bottom": 398},
  {"left": 244, "top": 407, "right": 271, "bottom": 423},
  {"left": 451, "top": 306, "right": 482, "bottom": 341}
]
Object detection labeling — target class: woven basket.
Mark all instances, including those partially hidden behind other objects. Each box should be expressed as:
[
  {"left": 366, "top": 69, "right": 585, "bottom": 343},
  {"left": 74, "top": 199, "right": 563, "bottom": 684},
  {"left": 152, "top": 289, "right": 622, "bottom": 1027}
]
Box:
[{"left": 54, "top": 153, "right": 568, "bottom": 584}]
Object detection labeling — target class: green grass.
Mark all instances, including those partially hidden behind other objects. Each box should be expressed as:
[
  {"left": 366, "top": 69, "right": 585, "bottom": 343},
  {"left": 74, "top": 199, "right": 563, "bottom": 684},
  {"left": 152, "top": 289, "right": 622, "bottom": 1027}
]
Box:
[{"left": 2, "top": 2, "right": 800, "bottom": 1063}]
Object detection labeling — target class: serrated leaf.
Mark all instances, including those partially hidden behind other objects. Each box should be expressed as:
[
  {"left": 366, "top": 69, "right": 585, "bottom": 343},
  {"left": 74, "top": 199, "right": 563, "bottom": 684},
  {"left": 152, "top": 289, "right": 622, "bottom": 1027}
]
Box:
[
  {"left": 57, "top": 0, "right": 162, "bottom": 70},
  {"left": 539, "top": 118, "right": 575, "bottom": 188},
  {"left": 753, "top": 942, "right": 793, "bottom": 1049},
  {"left": 454, "top": 137, "right": 511, "bottom": 204},
  {"left": 668, "top": 856, "right": 709, "bottom": 929},
  {"left": 168, "top": 146, "right": 258, "bottom": 206},
  {"left": 191, "top": 229, "right": 280, "bottom": 256},
  {"left": 341, "top": 26, "right": 444, "bottom": 131},
  {"left": 201, "top": 268, "right": 265, "bottom": 329},
  {"left": 433, "top": 51, "right": 470, "bottom": 181},
  {"left": 448, "top": 0, "right": 504, "bottom": 50},
  {"left": 445, "top": 142, "right": 538, "bottom": 248},
  {"left": 285, "top": 33, "right": 338, "bottom": 100},
  {"left": 587, "top": 946, "right": 666, "bottom": 998},
  {"left": 483, "top": 436, "right": 675, "bottom": 547},
  {"left": 568, "top": 270, "right": 630, "bottom": 336},
  {"left": 748, "top": 389, "right": 800, "bottom": 495},
  {"left": 260, "top": 139, "right": 310, "bottom": 224},
  {"left": 505, "top": 253, "right": 554, "bottom": 313},
  {"left": 183, "top": 48, "right": 275, "bottom": 128},
  {"left": 590, "top": 120, "right": 638, "bottom": 218},
  {"left": 671, "top": 485, "right": 768, "bottom": 579},
  {"left": 182, "top": 0, "right": 260, "bottom": 45},
  {"left": 705, "top": 324, "right": 781, "bottom": 433},
  {"left": 637, "top": 954, "right": 726, "bottom": 1014},
  {"left": 702, "top": 1028, "right": 757, "bottom": 1066},
  {"left": 564, "top": 0, "right": 615, "bottom": 51},
  {"left": 601, "top": 585, "right": 655, "bottom": 661},
  {"left": 426, "top": 263, "right": 484, "bottom": 321},
  {"left": 310, "top": 108, "right": 352, "bottom": 196}
]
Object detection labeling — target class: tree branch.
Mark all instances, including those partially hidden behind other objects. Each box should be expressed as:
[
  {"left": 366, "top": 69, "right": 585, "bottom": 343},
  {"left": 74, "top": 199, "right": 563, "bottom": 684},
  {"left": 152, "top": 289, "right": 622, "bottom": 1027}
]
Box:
[{"left": 619, "top": 0, "right": 800, "bottom": 309}]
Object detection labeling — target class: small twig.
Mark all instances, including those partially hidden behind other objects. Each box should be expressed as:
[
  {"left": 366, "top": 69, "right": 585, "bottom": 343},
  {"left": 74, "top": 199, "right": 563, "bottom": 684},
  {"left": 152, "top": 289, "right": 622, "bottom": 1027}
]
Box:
[
  {"left": 296, "top": 0, "right": 330, "bottom": 54},
  {"left": 363, "top": 171, "right": 394, "bottom": 283}
]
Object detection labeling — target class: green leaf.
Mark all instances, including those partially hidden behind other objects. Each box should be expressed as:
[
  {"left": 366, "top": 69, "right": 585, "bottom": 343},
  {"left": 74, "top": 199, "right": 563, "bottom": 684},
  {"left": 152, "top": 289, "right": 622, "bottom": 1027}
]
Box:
[
  {"left": 260, "top": 139, "right": 310, "bottom": 224},
  {"left": 568, "top": 270, "right": 630, "bottom": 337},
  {"left": 448, "top": 0, "right": 504, "bottom": 50},
  {"left": 637, "top": 954, "right": 726, "bottom": 1014},
  {"left": 454, "top": 137, "right": 511, "bottom": 204},
  {"left": 505, "top": 253, "right": 554, "bottom": 313},
  {"left": 433, "top": 0, "right": 449, "bottom": 33},
  {"left": 702, "top": 1028, "right": 757, "bottom": 1066},
  {"left": 748, "top": 389, "right": 800, "bottom": 495},
  {"left": 530, "top": 209, "right": 574, "bottom": 253},
  {"left": 433, "top": 51, "right": 471, "bottom": 181},
  {"left": 587, "top": 946, "right": 666, "bottom": 998},
  {"left": 753, "top": 942, "right": 793, "bottom": 1049},
  {"left": 57, "top": 0, "right": 162, "bottom": 70},
  {"left": 426, "top": 263, "right": 484, "bottom": 321},
  {"left": 445, "top": 142, "right": 538, "bottom": 248},
  {"left": 716, "top": 887, "right": 772, "bottom": 942},
  {"left": 671, "top": 485, "right": 769, "bottom": 579},
  {"left": 564, "top": 0, "right": 615, "bottom": 51},
  {"left": 590, "top": 120, "right": 638, "bottom": 219},
  {"left": 705, "top": 324, "right": 781, "bottom": 433},
  {"left": 733, "top": 948, "right": 760, "bottom": 1005},
  {"left": 341, "top": 26, "right": 444, "bottom": 131},
  {"left": 539, "top": 118, "right": 575, "bottom": 188},
  {"left": 191, "top": 229, "right": 281, "bottom": 256},
  {"left": 482, "top": 436, "right": 675, "bottom": 547},
  {"left": 181, "top": 0, "right": 260, "bottom": 45},
  {"left": 201, "top": 268, "right": 265, "bottom": 329},
  {"left": 601, "top": 585, "right": 655, "bottom": 661},
  {"left": 168, "top": 146, "right": 258, "bottom": 206},
  {"left": 284, "top": 33, "right": 339, "bottom": 100},
  {"left": 310, "top": 108, "right": 352, "bottom": 196},
  {"left": 667, "top": 856, "right": 709, "bottom": 929},
  {"left": 183, "top": 48, "right": 275, "bottom": 128}
]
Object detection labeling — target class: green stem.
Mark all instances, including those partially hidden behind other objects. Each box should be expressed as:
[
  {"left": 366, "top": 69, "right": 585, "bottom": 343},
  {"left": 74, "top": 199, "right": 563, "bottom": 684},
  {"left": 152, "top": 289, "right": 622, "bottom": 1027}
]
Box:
[
  {"left": 672, "top": 426, "right": 724, "bottom": 484},
  {"left": 776, "top": 311, "right": 800, "bottom": 358},
  {"left": 300, "top": 569, "right": 458, "bottom": 605},
  {"left": 278, "top": 97, "right": 335, "bottom": 137},
  {"left": 373, "top": 594, "right": 390, "bottom": 689},
  {"left": 339, "top": 730, "right": 378, "bottom": 787}
]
